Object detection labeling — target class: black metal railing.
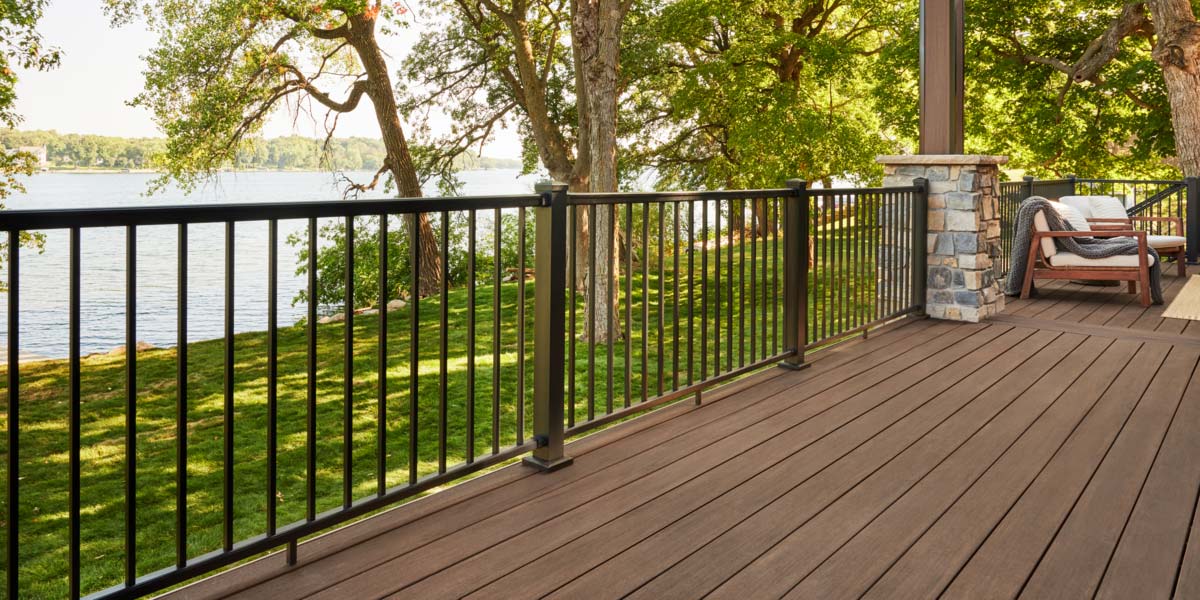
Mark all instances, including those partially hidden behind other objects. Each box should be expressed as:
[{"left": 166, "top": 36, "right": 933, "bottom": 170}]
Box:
[
  {"left": 0, "top": 179, "right": 927, "bottom": 599},
  {"left": 996, "top": 175, "right": 1200, "bottom": 276}
]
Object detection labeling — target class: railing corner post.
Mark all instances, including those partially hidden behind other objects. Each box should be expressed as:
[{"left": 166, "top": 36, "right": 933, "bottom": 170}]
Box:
[
  {"left": 1066, "top": 173, "right": 1077, "bottom": 195},
  {"left": 524, "top": 181, "right": 574, "bottom": 472},
  {"left": 780, "top": 179, "right": 809, "bottom": 370},
  {"left": 912, "top": 177, "right": 929, "bottom": 315},
  {"left": 1186, "top": 176, "right": 1199, "bottom": 264},
  {"left": 1023, "top": 175, "right": 1035, "bottom": 200}
]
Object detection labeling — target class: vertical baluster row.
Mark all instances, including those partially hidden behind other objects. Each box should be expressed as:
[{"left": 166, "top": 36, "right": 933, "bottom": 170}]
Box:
[
  {"left": 7, "top": 231, "right": 18, "bottom": 598},
  {"left": 125, "top": 225, "right": 138, "bottom": 586},
  {"left": 69, "top": 228, "right": 81, "bottom": 595},
  {"left": 713, "top": 200, "right": 720, "bottom": 376},
  {"left": 378, "top": 215, "right": 389, "bottom": 493},
  {"left": 467, "top": 210, "right": 477, "bottom": 458},
  {"left": 687, "top": 201, "right": 695, "bottom": 385},
  {"left": 587, "top": 205, "right": 596, "bottom": 421},
  {"left": 306, "top": 219, "right": 318, "bottom": 523},
  {"left": 516, "top": 207, "right": 526, "bottom": 441},
  {"left": 566, "top": 207, "right": 575, "bottom": 425},
  {"left": 672, "top": 202, "right": 681, "bottom": 390},
  {"left": 656, "top": 203, "right": 665, "bottom": 396},
  {"left": 701, "top": 200, "right": 709, "bottom": 381},
  {"left": 606, "top": 206, "right": 615, "bottom": 414},
  {"left": 439, "top": 212, "right": 449, "bottom": 474},
  {"left": 492, "top": 209, "right": 501, "bottom": 453},
  {"left": 342, "top": 218, "right": 353, "bottom": 508},
  {"left": 266, "top": 221, "right": 277, "bottom": 532},
  {"left": 408, "top": 217, "right": 420, "bottom": 484},
  {"left": 624, "top": 203, "right": 633, "bottom": 408},
  {"left": 641, "top": 203, "right": 649, "bottom": 402}
]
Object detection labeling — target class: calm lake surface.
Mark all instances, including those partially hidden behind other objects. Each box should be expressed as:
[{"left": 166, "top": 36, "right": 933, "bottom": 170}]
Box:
[{"left": 0, "top": 170, "right": 540, "bottom": 359}]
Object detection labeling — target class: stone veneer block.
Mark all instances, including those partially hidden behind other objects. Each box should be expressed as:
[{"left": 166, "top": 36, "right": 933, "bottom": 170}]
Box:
[{"left": 878, "top": 154, "right": 1008, "bottom": 323}]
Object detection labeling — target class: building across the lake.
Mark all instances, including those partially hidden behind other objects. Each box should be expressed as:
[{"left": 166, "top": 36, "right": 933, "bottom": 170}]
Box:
[{"left": 16, "top": 145, "right": 49, "bottom": 170}]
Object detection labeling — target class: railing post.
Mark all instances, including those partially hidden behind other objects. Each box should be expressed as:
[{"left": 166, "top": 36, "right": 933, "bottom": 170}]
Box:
[
  {"left": 1066, "top": 173, "right": 1077, "bottom": 196},
  {"left": 1023, "top": 175, "right": 1035, "bottom": 200},
  {"left": 912, "top": 177, "right": 929, "bottom": 314},
  {"left": 1187, "top": 176, "right": 1199, "bottom": 264},
  {"left": 780, "top": 179, "right": 810, "bottom": 370},
  {"left": 524, "top": 181, "right": 574, "bottom": 471}
]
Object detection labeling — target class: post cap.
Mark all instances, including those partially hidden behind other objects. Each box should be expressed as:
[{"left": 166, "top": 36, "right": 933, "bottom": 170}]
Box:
[
  {"left": 785, "top": 179, "right": 807, "bottom": 190},
  {"left": 534, "top": 180, "right": 569, "bottom": 193}
]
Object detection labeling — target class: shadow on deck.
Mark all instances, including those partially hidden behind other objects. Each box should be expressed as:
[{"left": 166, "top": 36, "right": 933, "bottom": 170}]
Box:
[{"left": 168, "top": 267, "right": 1200, "bottom": 600}]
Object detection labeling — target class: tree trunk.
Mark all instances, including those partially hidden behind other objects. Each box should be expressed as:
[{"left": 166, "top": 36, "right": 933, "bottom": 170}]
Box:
[
  {"left": 1148, "top": 0, "right": 1200, "bottom": 177},
  {"left": 574, "top": 0, "right": 625, "bottom": 343},
  {"left": 347, "top": 11, "right": 441, "bottom": 296}
]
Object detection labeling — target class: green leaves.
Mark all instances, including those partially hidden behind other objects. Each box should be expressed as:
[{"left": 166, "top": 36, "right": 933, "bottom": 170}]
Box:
[{"left": 623, "top": 0, "right": 897, "bottom": 188}]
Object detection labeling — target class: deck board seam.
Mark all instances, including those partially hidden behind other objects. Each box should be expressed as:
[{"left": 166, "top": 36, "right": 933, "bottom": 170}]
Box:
[{"left": 989, "top": 313, "right": 1200, "bottom": 349}]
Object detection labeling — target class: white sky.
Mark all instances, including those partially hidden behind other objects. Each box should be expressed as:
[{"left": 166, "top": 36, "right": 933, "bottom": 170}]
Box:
[{"left": 12, "top": 0, "right": 523, "bottom": 159}]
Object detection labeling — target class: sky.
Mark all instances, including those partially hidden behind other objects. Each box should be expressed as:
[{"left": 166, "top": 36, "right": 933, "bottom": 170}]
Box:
[{"left": 12, "top": 0, "right": 523, "bottom": 158}]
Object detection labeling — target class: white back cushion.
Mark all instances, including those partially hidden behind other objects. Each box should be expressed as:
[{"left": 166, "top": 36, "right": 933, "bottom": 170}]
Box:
[
  {"left": 1033, "top": 210, "right": 1056, "bottom": 257},
  {"left": 1091, "top": 196, "right": 1130, "bottom": 220},
  {"left": 1058, "top": 196, "right": 1096, "bottom": 219},
  {"left": 1047, "top": 200, "right": 1091, "bottom": 233}
]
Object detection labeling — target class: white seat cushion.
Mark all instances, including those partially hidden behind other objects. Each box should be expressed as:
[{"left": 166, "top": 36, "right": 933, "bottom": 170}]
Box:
[
  {"left": 1047, "top": 252, "right": 1155, "bottom": 268},
  {"left": 1047, "top": 200, "right": 1091, "bottom": 233},
  {"left": 1148, "top": 235, "right": 1186, "bottom": 250}
]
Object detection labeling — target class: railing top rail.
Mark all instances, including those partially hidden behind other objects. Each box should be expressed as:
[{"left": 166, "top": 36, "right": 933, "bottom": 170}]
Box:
[
  {"left": 565, "top": 188, "right": 797, "bottom": 205},
  {"left": 0, "top": 193, "right": 543, "bottom": 231},
  {"left": 806, "top": 185, "right": 922, "bottom": 195},
  {"left": 1075, "top": 178, "right": 1186, "bottom": 185}
]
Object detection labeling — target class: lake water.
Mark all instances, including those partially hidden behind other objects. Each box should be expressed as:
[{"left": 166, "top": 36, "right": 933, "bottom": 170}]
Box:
[{"left": 0, "top": 170, "right": 541, "bottom": 359}]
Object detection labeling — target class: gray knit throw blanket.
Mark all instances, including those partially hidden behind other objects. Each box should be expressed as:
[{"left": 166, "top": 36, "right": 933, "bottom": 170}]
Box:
[{"left": 1003, "top": 196, "right": 1163, "bottom": 304}]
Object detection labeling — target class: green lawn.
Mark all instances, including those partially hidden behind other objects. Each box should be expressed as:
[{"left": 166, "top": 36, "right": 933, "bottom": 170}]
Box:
[{"left": 0, "top": 222, "right": 883, "bottom": 598}]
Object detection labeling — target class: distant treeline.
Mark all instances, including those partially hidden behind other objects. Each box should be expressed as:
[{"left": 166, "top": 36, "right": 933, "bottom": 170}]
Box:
[{"left": 0, "top": 130, "right": 521, "bottom": 172}]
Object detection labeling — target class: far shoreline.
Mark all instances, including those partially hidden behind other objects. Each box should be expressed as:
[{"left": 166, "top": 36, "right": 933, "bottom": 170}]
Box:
[{"left": 34, "top": 166, "right": 523, "bottom": 175}]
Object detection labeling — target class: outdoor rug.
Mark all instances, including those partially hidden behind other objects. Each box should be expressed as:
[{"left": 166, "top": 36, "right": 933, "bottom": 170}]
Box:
[{"left": 1163, "top": 276, "right": 1200, "bottom": 321}]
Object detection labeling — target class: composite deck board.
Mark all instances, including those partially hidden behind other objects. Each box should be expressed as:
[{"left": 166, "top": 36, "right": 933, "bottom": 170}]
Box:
[
  {"left": 806, "top": 345, "right": 1175, "bottom": 600},
  {"left": 1022, "top": 346, "right": 1199, "bottom": 599},
  {"left": 214, "top": 319, "right": 952, "bottom": 599},
  {"left": 168, "top": 267, "right": 1200, "bottom": 600},
  {"left": 702, "top": 338, "right": 1141, "bottom": 600},
  {"left": 233, "top": 321, "right": 979, "bottom": 599},
  {"left": 466, "top": 329, "right": 1075, "bottom": 600},
  {"left": 1079, "top": 359, "right": 1198, "bottom": 600},
  {"left": 313, "top": 325, "right": 1013, "bottom": 598},
  {"left": 416, "top": 328, "right": 1054, "bottom": 600}
]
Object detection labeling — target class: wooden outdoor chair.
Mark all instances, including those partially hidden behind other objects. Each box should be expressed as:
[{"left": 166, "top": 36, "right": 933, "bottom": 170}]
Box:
[
  {"left": 1020, "top": 204, "right": 1155, "bottom": 307},
  {"left": 1058, "top": 195, "right": 1187, "bottom": 277}
]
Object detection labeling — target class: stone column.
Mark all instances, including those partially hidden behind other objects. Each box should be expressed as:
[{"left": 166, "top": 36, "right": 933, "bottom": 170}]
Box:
[{"left": 878, "top": 154, "right": 1008, "bottom": 323}]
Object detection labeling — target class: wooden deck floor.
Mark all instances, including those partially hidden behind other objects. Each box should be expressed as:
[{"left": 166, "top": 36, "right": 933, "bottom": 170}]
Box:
[{"left": 170, "top": 267, "right": 1200, "bottom": 600}]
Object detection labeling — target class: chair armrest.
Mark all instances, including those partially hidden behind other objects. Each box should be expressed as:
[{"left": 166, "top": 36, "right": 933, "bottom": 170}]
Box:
[
  {"left": 1033, "top": 230, "right": 1145, "bottom": 239},
  {"left": 1129, "top": 215, "right": 1184, "bottom": 236}
]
